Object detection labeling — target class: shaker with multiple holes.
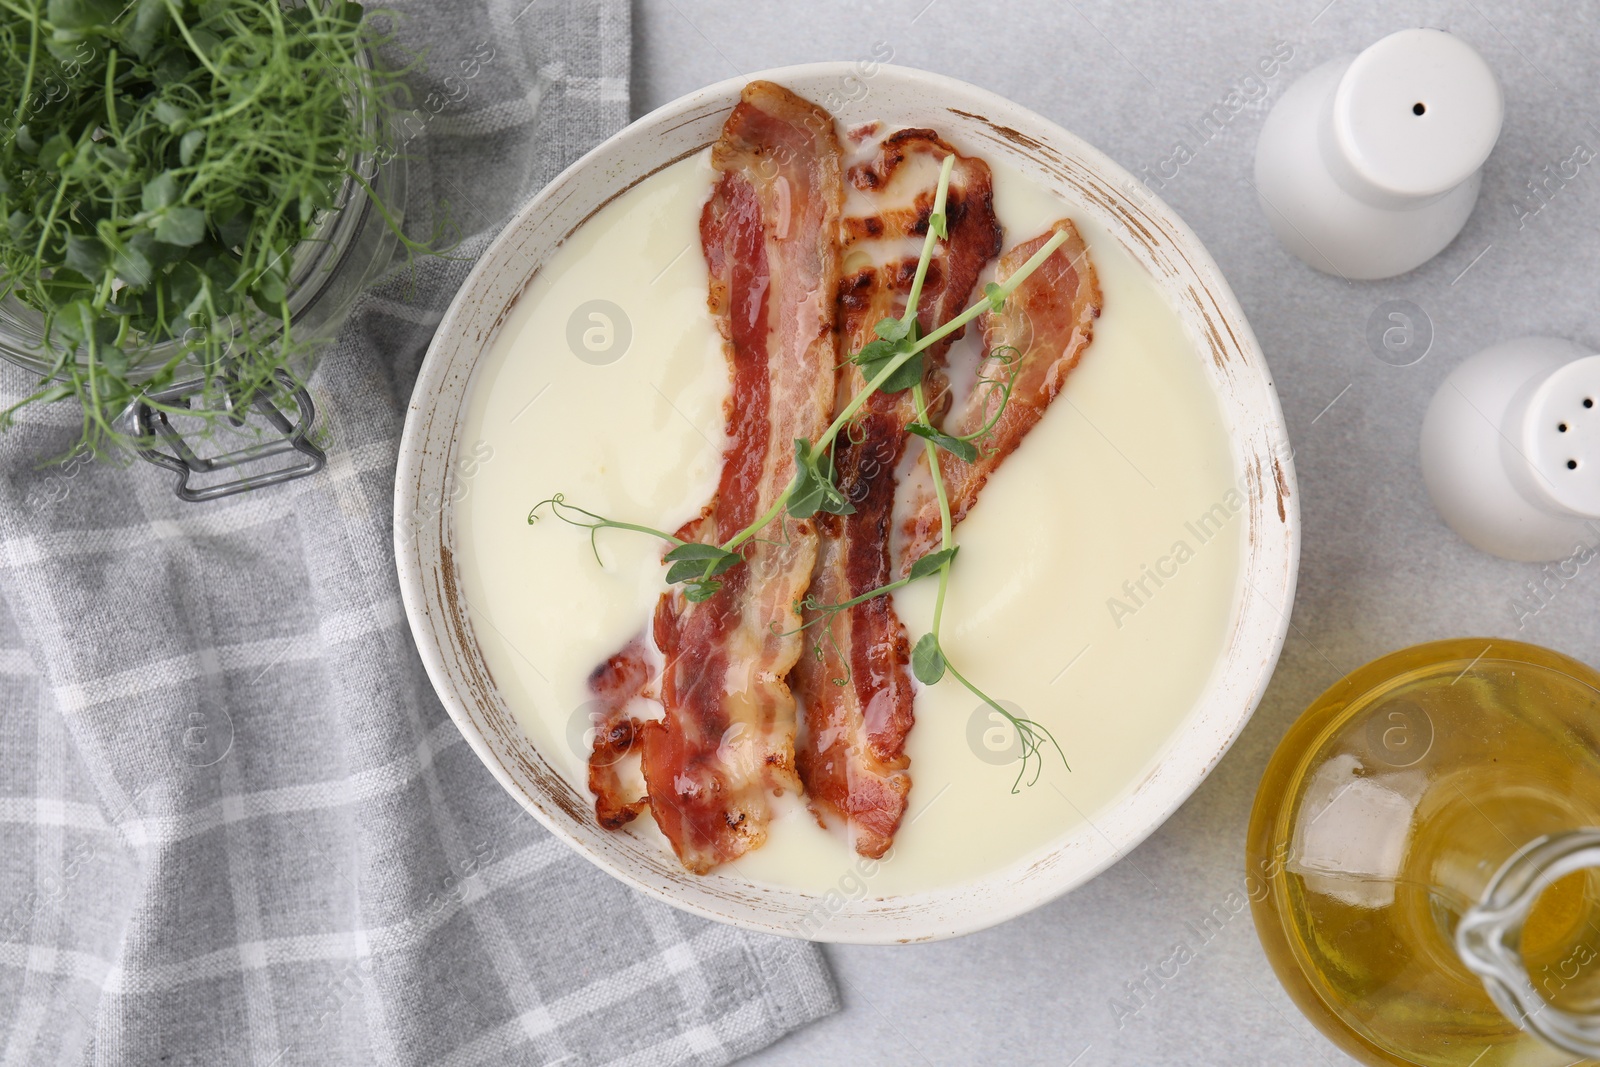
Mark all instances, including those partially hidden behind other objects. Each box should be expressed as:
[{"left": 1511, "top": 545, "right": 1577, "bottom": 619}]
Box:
[{"left": 1422, "top": 337, "right": 1600, "bottom": 561}]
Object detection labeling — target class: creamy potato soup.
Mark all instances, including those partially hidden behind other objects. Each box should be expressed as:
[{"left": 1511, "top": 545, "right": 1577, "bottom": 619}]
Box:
[{"left": 454, "top": 145, "right": 1240, "bottom": 894}]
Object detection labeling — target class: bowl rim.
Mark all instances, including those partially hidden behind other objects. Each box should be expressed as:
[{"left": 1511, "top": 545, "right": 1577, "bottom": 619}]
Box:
[{"left": 395, "top": 61, "right": 1301, "bottom": 943}]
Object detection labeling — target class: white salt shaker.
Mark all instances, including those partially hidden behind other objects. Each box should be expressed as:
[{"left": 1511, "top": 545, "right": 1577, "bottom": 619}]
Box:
[
  {"left": 1254, "top": 29, "right": 1503, "bottom": 279},
  {"left": 1422, "top": 337, "right": 1600, "bottom": 561}
]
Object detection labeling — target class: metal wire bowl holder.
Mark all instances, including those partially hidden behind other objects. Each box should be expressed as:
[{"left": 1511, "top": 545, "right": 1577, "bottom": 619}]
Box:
[
  {"left": 129, "top": 369, "right": 327, "bottom": 502},
  {"left": 0, "top": 57, "right": 407, "bottom": 501}
]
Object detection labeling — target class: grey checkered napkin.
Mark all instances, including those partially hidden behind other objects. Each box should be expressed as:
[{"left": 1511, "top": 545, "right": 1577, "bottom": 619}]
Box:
[{"left": 0, "top": 2, "right": 838, "bottom": 1063}]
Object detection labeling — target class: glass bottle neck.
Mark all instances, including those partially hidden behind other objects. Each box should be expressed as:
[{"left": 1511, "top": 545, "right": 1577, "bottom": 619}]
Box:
[{"left": 1456, "top": 829, "right": 1600, "bottom": 1058}]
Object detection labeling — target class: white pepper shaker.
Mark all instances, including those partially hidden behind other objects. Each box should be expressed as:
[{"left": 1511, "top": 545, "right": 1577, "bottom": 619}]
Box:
[
  {"left": 1422, "top": 337, "right": 1600, "bottom": 561},
  {"left": 1254, "top": 28, "right": 1503, "bottom": 279}
]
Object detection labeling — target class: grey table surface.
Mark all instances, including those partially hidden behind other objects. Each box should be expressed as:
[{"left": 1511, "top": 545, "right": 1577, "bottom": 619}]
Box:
[{"left": 631, "top": 1, "right": 1600, "bottom": 1065}]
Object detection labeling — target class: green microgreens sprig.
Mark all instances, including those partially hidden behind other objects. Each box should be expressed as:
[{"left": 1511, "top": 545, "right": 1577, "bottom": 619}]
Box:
[
  {"left": 527, "top": 493, "right": 740, "bottom": 603},
  {"left": 771, "top": 547, "right": 953, "bottom": 687},
  {"left": 784, "top": 546, "right": 956, "bottom": 684},
  {"left": 532, "top": 150, "right": 1073, "bottom": 790},
  {"left": 904, "top": 343, "right": 1020, "bottom": 463},
  {"left": 792, "top": 547, "right": 958, "bottom": 632},
  {"left": 904, "top": 376, "right": 1067, "bottom": 792}
]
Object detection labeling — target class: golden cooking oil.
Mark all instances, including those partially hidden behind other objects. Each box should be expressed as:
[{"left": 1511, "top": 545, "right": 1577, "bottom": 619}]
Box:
[{"left": 1248, "top": 638, "right": 1600, "bottom": 1066}]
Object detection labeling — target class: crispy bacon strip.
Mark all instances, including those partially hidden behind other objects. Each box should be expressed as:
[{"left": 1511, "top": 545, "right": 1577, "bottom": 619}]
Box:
[
  {"left": 897, "top": 220, "right": 1103, "bottom": 572},
  {"left": 616, "top": 81, "right": 844, "bottom": 874},
  {"left": 794, "top": 130, "right": 1001, "bottom": 858},
  {"left": 586, "top": 637, "right": 652, "bottom": 829}
]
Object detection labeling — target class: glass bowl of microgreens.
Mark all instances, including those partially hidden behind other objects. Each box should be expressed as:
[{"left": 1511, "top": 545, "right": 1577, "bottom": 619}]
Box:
[{"left": 0, "top": 0, "right": 424, "bottom": 457}]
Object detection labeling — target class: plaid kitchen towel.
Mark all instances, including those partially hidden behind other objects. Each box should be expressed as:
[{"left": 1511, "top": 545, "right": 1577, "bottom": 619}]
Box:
[{"left": 0, "top": 2, "right": 838, "bottom": 1064}]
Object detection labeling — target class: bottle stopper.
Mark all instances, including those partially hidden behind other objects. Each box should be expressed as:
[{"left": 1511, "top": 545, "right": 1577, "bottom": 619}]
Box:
[
  {"left": 1254, "top": 29, "right": 1503, "bottom": 279},
  {"left": 1421, "top": 336, "right": 1600, "bottom": 561}
]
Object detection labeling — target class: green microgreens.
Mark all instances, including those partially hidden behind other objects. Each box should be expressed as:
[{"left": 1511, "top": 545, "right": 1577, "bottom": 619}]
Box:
[
  {"left": 783, "top": 547, "right": 957, "bottom": 684},
  {"left": 0, "top": 0, "right": 432, "bottom": 457},
  {"left": 905, "top": 421, "right": 977, "bottom": 463},
  {"left": 904, "top": 344, "right": 1020, "bottom": 463},
  {"left": 527, "top": 494, "right": 735, "bottom": 602},
  {"left": 530, "top": 151, "right": 1075, "bottom": 790},
  {"left": 662, "top": 542, "right": 743, "bottom": 594},
  {"left": 786, "top": 436, "right": 852, "bottom": 519},
  {"left": 850, "top": 315, "right": 924, "bottom": 394}
]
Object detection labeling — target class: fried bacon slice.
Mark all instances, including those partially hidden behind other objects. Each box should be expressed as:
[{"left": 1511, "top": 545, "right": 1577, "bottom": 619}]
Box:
[
  {"left": 597, "top": 81, "right": 846, "bottom": 874},
  {"left": 897, "top": 220, "right": 1103, "bottom": 573},
  {"left": 584, "top": 96, "right": 1101, "bottom": 871},
  {"left": 586, "top": 637, "right": 653, "bottom": 830},
  {"left": 793, "top": 129, "right": 1001, "bottom": 858}
]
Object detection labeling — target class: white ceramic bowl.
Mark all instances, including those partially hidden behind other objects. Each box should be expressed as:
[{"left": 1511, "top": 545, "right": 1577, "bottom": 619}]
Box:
[{"left": 395, "top": 63, "right": 1299, "bottom": 943}]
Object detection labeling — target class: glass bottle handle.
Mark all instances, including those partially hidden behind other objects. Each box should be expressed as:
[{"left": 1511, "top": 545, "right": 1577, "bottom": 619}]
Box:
[{"left": 1456, "top": 829, "right": 1600, "bottom": 1057}]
